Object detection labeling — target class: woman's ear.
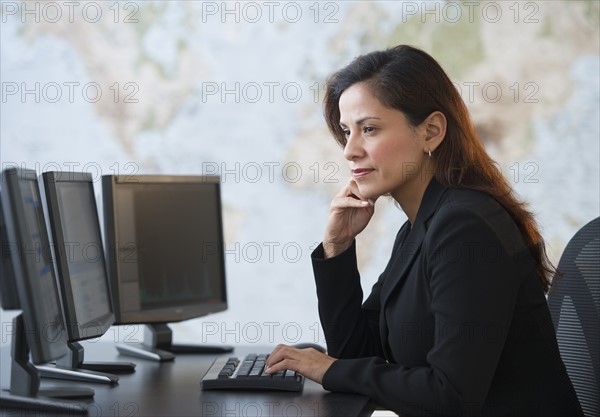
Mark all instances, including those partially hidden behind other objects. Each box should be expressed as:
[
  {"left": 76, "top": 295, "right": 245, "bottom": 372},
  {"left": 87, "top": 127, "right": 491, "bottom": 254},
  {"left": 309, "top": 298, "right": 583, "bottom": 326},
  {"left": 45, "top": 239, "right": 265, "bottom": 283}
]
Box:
[{"left": 422, "top": 111, "right": 446, "bottom": 152}]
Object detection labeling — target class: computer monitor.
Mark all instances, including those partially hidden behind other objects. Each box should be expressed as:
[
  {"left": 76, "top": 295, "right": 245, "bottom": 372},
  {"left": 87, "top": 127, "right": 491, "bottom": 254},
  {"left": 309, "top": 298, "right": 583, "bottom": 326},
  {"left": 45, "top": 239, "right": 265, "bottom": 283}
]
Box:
[
  {"left": 43, "top": 171, "right": 114, "bottom": 340},
  {"left": 102, "top": 175, "right": 230, "bottom": 361},
  {"left": 0, "top": 168, "right": 91, "bottom": 413},
  {"left": 37, "top": 171, "right": 135, "bottom": 383},
  {"left": 1, "top": 169, "right": 67, "bottom": 363}
]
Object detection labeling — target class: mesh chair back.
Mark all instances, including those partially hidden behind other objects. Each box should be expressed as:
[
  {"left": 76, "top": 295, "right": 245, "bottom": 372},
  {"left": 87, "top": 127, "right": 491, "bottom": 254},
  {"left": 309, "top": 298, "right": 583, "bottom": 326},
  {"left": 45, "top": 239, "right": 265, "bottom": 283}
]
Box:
[{"left": 548, "top": 217, "right": 599, "bottom": 417}]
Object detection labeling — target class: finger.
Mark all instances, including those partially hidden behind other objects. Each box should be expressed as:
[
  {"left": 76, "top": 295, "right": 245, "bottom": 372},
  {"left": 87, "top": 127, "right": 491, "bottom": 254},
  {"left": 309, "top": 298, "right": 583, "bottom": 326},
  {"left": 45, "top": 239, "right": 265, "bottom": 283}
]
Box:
[
  {"left": 268, "top": 346, "right": 322, "bottom": 368},
  {"left": 265, "top": 344, "right": 293, "bottom": 368},
  {"left": 265, "top": 346, "right": 300, "bottom": 374},
  {"left": 335, "top": 177, "right": 366, "bottom": 199},
  {"left": 266, "top": 348, "right": 334, "bottom": 384},
  {"left": 345, "top": 178, "right": 382, "bottom": 205},
  {"left": 265, "top": 358, "right": 299, "bottom": 375},
  {"left": 266, "top": 345, "right": 307, "bottom": 370},
  {"left": 345, "top": 178, "right": 363, "bottom": 198},
  {"left": 333, "top": 178, "right": 356, "bottom": 199},
  {"left": 331, "top": 196, "right": 373, "bottom": 209}
]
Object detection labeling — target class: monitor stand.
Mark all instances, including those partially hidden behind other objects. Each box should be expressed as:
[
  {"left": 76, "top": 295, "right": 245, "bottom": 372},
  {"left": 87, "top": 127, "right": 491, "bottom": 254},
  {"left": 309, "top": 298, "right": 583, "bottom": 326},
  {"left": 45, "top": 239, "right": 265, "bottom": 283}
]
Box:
[
  {"left": 116, "top": 323, "right": 233, "bottom": 362},
  {"left": 59, "top": 341, "right": 135, "bottom": 373},
  {"left": 37, "top": 340, "right": 123, "bottom": 384},
  {"left": 0, "top": 314, "right": 91, "bottom": 414}
]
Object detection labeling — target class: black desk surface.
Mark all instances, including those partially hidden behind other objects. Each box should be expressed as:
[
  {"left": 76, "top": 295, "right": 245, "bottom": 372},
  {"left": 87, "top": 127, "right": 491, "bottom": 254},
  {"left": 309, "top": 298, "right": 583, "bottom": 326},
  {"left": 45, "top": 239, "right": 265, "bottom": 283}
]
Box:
[{"left": 1, "top": 341, "right": 375, "bottom": 417}]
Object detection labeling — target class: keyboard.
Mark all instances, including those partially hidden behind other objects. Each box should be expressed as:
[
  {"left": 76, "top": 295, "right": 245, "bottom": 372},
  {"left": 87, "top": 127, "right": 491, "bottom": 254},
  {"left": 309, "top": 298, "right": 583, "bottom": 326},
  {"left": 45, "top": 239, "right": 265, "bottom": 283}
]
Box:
[{"left": 201, "top": 354, "right": 304, "bottom": 391}]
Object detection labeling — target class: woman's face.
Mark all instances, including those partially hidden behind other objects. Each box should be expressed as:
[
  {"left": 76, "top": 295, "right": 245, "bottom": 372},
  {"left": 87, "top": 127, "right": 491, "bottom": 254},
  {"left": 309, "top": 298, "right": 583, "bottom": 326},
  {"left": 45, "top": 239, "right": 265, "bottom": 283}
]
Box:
[{"left": 338, "top": 82, "right": 430, "bottom": 202}]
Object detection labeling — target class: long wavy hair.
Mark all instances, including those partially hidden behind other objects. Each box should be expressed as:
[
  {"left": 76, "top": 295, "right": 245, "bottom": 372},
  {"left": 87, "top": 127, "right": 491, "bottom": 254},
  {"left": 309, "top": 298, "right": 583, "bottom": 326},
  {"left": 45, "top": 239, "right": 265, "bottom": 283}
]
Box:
[{"left": 323, "top": 45, "right": 553, "bottom": 292}]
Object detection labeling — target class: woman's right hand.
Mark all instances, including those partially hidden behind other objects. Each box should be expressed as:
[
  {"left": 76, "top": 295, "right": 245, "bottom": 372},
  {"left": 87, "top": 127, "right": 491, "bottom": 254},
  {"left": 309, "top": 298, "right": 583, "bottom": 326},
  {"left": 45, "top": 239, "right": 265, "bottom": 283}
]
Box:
[{"left": 322, "top": 178, "right": 376, "bottom": 258}]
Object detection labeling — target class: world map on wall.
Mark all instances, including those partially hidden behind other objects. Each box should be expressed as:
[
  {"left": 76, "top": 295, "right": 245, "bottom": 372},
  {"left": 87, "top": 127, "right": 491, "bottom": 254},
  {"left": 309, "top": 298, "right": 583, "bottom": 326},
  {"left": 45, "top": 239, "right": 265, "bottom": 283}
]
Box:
[{"left": 1, "top": 1, "right": 599, "bottom": 345}]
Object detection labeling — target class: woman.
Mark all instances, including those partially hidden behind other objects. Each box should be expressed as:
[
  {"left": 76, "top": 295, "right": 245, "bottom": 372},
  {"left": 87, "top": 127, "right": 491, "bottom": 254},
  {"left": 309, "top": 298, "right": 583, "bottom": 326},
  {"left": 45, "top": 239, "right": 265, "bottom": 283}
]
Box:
[{"left": 265, "top": 45, "right": 582, "bottom": 416}]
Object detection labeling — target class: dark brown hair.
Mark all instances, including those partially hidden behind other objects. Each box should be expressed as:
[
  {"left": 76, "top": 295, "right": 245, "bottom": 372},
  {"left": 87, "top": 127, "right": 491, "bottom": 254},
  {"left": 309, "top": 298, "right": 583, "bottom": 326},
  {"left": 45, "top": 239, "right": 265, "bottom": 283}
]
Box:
[{"left": 323, "top": 45, "right": 553, "bottom": 292}]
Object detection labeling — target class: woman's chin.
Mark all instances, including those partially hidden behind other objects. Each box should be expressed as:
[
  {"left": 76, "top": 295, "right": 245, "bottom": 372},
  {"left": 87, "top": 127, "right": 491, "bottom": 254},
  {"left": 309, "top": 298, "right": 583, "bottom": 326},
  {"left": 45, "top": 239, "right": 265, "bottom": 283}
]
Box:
[{"left": 355, "top": 186, "right": 383, "bottom": 200}]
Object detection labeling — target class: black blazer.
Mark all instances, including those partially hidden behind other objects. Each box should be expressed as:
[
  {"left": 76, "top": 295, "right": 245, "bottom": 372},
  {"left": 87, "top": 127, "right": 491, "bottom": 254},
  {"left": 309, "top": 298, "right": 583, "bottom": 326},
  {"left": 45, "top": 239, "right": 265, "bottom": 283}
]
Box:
[{"left": 312, "top": 178, "right": 582, "bottom": 417}]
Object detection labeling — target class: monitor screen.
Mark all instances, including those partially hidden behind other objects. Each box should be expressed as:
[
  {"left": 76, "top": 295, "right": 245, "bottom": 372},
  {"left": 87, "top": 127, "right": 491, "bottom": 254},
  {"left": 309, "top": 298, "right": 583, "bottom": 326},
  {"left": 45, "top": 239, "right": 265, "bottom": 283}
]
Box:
[
  {"left": 42, "top": 171, "right": 114, "bottom": 342},
  {"left": 0, "top": 168, "right": 67, "bottom": 364},
  {"left": 102, "top": 175, "right": 227, "bottom": 324}
]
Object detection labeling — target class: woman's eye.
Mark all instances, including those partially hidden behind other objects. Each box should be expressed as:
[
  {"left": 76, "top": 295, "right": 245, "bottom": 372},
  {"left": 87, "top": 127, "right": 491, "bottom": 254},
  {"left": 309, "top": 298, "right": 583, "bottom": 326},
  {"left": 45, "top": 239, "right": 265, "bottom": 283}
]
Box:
[
  {"left": 363, "top": 126, "right": 375, "bottom": 134},
  {"left": 343, "top": 129, "right": 350, "bottom": 137}
]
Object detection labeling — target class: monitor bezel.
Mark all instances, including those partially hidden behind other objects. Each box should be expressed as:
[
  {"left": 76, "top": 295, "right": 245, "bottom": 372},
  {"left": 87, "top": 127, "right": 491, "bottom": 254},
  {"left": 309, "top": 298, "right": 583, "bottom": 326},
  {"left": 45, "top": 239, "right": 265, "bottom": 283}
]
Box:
[
  {"left": 1, "top": 168, "right": 67, "bottom": 364},
  {"left": 0, "top": 194, "right": 21, "bottom": 310},
  {"left": 42, "top": 171, "right": 115, "bottom": 342},
  {"left": 102, "top": 175, "right": 228, "bottom": 324}
]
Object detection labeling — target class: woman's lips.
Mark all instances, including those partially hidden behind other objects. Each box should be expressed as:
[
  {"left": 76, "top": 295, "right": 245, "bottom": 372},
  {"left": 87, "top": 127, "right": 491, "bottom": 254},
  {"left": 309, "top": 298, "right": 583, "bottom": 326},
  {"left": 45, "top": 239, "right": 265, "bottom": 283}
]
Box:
[{"left": 352, "top": 168, "right": 375, "bottom": 179}]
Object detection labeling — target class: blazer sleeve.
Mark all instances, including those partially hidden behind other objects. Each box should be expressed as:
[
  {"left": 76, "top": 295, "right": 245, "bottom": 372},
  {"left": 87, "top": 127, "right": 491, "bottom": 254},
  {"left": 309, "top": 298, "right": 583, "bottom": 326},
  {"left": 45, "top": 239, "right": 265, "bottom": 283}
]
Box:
[
  {"left": 311, "top": 226, "right": 408, "bottom": 359},
  {"left": 321, "top": 206, "right": 527, "bottom": 416},
  {"left": 311, "top": 241, "right": 384, "bottom": 358}
]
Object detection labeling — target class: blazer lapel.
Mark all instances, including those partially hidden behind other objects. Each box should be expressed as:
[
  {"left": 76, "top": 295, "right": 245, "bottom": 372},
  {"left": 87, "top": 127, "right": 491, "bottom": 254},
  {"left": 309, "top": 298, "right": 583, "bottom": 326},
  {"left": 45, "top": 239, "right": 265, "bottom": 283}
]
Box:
[
  {"left": 380, "top": 220, "right": 426, "bottom": 308},
  {"left": 379, "top": 178, "right": 448, "bottom": 359}
]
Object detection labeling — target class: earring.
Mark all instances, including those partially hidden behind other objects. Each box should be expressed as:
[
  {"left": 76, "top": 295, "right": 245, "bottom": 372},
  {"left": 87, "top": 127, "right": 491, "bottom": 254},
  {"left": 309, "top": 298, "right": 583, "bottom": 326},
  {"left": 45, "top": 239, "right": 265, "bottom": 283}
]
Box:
[{"left": 428, "top": 149, "right": 432, "bottom": 158}]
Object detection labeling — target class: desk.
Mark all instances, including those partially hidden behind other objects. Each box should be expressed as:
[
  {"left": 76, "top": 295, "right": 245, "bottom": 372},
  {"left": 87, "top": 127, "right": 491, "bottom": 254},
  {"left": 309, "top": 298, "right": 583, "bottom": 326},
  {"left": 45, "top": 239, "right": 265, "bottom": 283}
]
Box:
[{"left": 1, "top": 341, "right": 375, "bottom": 417}]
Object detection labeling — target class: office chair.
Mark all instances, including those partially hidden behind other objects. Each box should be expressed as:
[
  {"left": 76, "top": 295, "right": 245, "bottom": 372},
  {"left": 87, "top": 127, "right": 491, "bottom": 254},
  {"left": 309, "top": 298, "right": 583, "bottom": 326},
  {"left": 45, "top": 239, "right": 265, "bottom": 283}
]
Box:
[{"left": 548, "top": 217, "right": 599, "bottom": 417}]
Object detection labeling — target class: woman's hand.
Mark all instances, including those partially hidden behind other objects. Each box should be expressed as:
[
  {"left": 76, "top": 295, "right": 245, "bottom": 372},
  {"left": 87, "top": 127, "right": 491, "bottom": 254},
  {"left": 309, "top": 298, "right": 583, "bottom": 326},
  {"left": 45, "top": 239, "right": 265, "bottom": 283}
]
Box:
[
  {"left": 323, "top": 178, "right": 376, "bottom": 258},
  {"left": 265, "top": 344, "right": 336, "bottom": 385}
]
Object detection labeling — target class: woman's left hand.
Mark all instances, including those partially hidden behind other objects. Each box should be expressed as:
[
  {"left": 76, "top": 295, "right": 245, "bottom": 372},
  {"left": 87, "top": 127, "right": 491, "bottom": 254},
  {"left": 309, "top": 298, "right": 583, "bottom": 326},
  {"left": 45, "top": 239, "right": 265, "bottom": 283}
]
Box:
[{"left": 265, "top": 344, "right": 336, "bottom": 384}]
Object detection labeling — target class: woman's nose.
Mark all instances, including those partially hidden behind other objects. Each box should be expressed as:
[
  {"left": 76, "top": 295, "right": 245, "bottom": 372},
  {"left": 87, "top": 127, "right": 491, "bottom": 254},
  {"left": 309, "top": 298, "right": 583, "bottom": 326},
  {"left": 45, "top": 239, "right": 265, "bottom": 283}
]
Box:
[{"left": 343, "top": 133, "right": 365, "bottom": 161}]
